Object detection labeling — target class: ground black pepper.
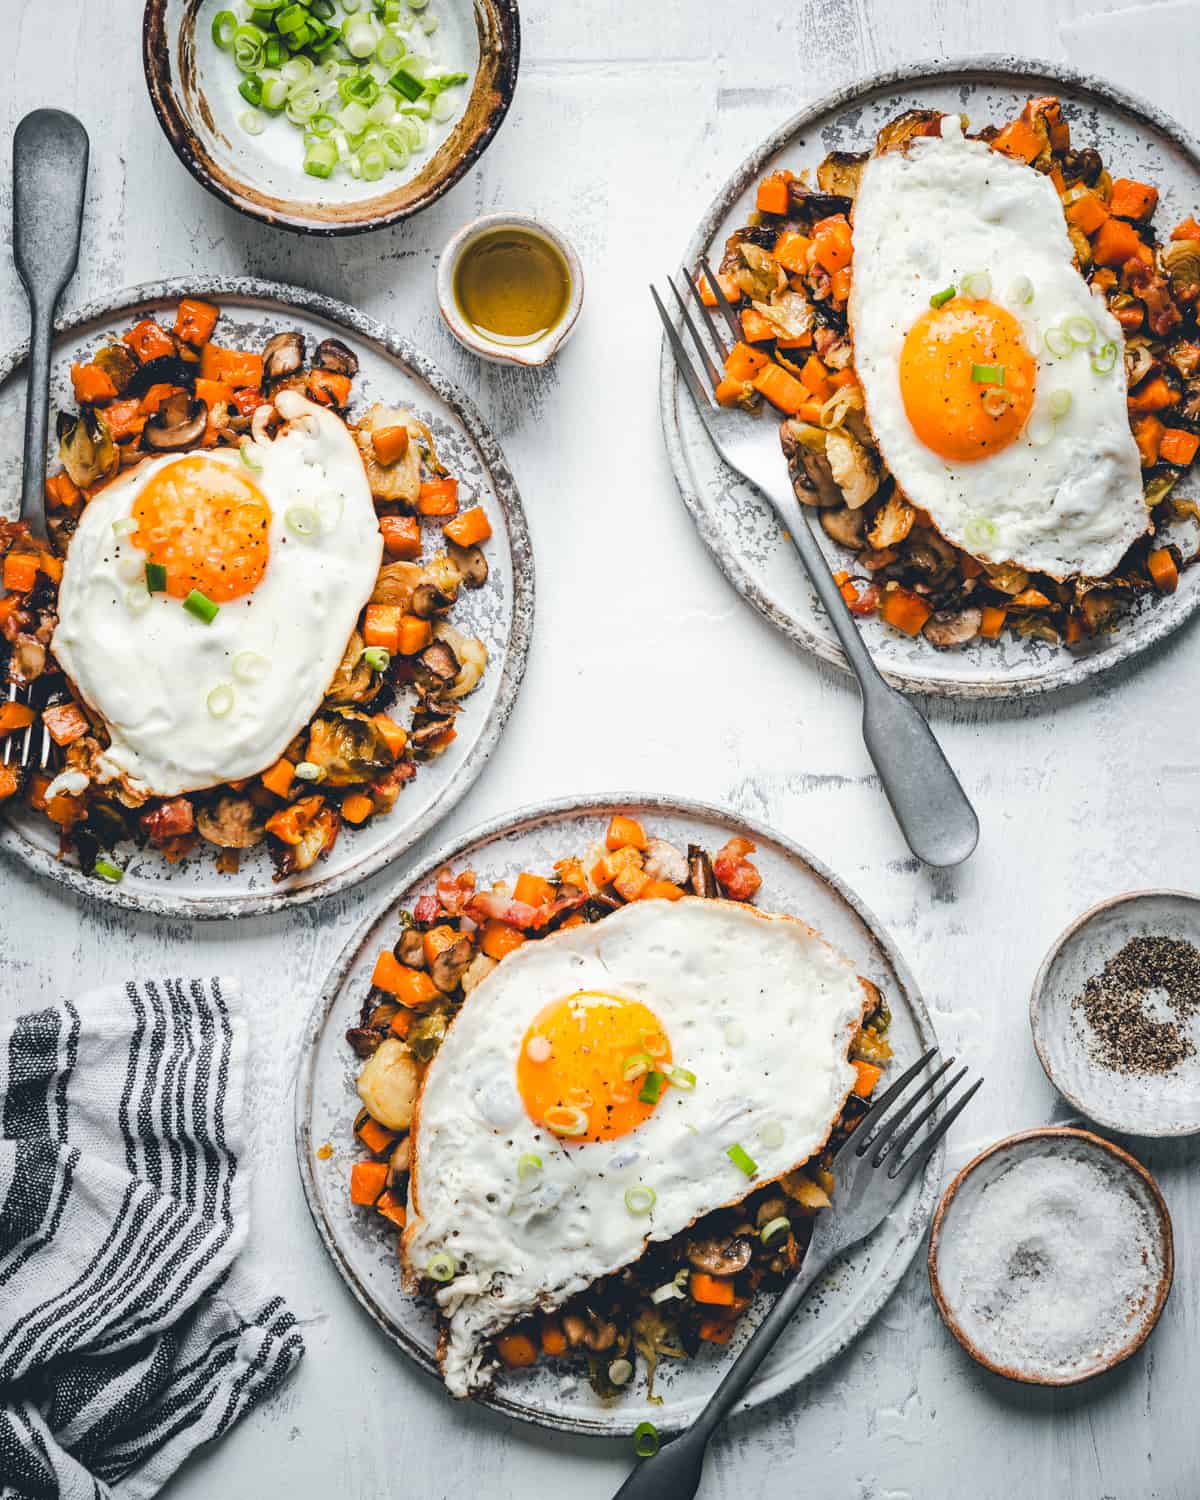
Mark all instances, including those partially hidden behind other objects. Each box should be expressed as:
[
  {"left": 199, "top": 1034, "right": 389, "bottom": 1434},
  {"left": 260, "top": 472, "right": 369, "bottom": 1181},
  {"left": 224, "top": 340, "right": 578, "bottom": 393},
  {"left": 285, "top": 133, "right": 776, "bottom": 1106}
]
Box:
[{"left": 1072, "top": 935, "right": 1200, "bottom": 1075}]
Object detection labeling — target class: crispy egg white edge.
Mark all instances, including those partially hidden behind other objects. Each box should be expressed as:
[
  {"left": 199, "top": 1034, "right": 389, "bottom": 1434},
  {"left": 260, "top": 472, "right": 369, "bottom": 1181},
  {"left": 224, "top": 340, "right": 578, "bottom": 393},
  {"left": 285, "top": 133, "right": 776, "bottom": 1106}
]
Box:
[
  {"left": 400, "top": 896, "right": 872, "bottom": 1396},
  {"left": 51, "top": 396, "right": 383, "bottom": 797},
  {"left": 848, "top": 122, "right": 1148, "bottom": 580}
]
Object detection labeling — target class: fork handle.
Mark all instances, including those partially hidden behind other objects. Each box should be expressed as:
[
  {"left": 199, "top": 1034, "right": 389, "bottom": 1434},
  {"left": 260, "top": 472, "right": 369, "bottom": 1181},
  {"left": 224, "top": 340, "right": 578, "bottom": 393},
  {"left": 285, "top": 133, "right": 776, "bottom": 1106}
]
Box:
[
  {"left": 611, "top": 1250, "right": 831, "bottom": 1500},
  {"left": 12, "top": 109, "right": 90, "bottom": 543},
  {"left": 783, "top": 502, "right": 979, "bottom": 868}
]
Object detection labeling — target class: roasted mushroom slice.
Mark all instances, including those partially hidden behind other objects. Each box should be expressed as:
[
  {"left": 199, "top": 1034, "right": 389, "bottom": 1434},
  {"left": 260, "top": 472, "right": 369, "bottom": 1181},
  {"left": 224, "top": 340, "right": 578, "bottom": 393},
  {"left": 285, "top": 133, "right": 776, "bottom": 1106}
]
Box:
[
  {"left": 1079, "top": 588, "right": 1119, "bottom": 633},
  {"left": 8, "top": 634, "right": 46, "bottom": 685},
  {"left": 409, "top": 710, "right": 456, "bottom": 753},
  {"left": 262, "top": 330, "right": 305, "bottom": 382},
  {"left": 410, "top": 582, "right": 455, "bottom": 619},
  {"left": 394, "top": 927, "right": 427, "bottom": 969},
  {"left": 417, "top": 637, "right": 461, "bottom": 686},
  {"left": 430, "top": 934, "right": 473, "bottom": 994},
  {"left": 781, "top": 421, "right": 842, "bottom": 508},
  {"left": 434, "top": 624, "right": 487, "bottom": 698},
  {"left": 687, "top": 1233, "right": 752, "bottom": 1276},
  {"left": 196, "top": 794, "right": 266, "bottom": 848},
  {"left": 314, "top": 337, "right": 359, "bottom": 377},
  {"left": 447, "top": 540, "right": 489, "bottom": 589},
  {"left": 923, "top": 607, "right": 982, "bottom": 647},
  {"left": 687, "top": 844, "right": 718, "bottom": 898},
  {"left": 57, "top": 408, "right": 118, "bottom": 488},
  {"left": 819, "top": 504, "right": 866, "bottom": 550},
  {"left": 370, "top": 560, "right": 425, "bottom": 608},
  {"left": 143, "top": 392, "right": 208, "bottom": 451}
]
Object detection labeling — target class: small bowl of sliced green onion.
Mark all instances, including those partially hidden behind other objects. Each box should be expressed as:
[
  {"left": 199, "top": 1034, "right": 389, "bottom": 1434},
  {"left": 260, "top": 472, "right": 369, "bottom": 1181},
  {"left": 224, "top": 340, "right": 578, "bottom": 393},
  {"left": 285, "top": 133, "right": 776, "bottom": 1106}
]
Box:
[{"left": 143, "top": 0, "right": 519, "bottom": 234}]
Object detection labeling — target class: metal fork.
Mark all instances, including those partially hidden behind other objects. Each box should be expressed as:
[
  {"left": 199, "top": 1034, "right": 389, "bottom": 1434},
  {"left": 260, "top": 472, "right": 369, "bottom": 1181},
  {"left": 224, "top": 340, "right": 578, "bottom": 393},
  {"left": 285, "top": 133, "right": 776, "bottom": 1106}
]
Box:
[
  {"left": 613, "top": 1047, "right": 982, "bottom": 1499},
  {"left": 4, "top": 110, "right": 89, "bottom": 770},
  {"left": 653, "top": 266, "right": 979, "bottom": 868}
]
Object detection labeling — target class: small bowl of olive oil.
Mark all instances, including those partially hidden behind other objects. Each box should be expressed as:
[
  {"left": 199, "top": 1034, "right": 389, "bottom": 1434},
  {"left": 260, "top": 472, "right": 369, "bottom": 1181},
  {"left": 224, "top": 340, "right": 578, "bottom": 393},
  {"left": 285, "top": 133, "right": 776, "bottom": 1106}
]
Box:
[{"left": 437, "top": 213, "right": 583, "bottom": 366}]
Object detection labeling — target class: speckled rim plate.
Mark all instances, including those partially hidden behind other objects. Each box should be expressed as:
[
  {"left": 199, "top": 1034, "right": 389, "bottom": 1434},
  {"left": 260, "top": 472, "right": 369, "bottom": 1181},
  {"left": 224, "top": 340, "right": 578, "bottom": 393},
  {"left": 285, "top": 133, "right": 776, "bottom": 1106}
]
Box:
[
  {"left": 0, "top": 275, "right": 533, "bottom": 919},
  {"left": 294, "top": 793, "right": 942, "bottom": 1437},
  {"left": 928, "top": 1126, "right": 1174, "bottom": 1384},
  {"left": 1030, "top": 890, "right": 1200, "bottom": 1136},
  {"left": 660, "top": 57, "right": 1200, "bottom": 700}
]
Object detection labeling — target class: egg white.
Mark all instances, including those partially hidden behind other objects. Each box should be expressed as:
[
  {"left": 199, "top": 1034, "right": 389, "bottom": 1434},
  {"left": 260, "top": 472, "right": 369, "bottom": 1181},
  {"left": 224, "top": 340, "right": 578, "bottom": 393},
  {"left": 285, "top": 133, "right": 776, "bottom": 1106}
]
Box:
[
  {"left": 403, "top": 896, "right": 870, "bottom": 1397},
  {"left": 849, "top": 117, "right": 1147, "bottom": 579},
  {"left": 52, "top": 394, "right": 382, "bottom": 797}
]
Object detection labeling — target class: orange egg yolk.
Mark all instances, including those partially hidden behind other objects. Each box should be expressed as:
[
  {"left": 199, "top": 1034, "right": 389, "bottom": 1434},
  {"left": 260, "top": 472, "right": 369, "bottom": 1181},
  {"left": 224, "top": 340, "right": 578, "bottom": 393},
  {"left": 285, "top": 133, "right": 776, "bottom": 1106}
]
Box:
[
  {"left": 899, "top": 297, "right": 1036, "bottom": 463},
  {"left": 517, "top": 992, "right": 672, "bottom": 1143},
  {"left": 131, "top": 455, "right": 271, "bottom": 602}
]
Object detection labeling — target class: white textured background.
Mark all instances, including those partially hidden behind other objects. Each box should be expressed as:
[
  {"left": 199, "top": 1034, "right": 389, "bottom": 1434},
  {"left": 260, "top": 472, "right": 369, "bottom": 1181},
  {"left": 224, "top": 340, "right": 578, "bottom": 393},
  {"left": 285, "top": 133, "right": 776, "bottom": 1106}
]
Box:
[{"left": 2, "top": 1, "right": 1198, "bottom": 1496}]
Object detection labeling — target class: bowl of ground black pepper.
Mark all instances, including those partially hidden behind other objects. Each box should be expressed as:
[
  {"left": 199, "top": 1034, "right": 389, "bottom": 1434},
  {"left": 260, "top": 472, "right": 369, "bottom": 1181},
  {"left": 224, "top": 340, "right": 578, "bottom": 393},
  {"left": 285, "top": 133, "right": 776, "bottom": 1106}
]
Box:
[{"left": 1031, "top": 891, "right": 1200, "bottom": 1136}]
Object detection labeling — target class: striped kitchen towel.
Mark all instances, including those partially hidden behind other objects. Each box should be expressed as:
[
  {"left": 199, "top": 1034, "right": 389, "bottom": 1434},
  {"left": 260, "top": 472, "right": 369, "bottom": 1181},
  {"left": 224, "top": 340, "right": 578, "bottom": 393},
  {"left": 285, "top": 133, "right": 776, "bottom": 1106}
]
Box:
[{"left": 0, "top": 978, "right": 304, "bottom": 1499}]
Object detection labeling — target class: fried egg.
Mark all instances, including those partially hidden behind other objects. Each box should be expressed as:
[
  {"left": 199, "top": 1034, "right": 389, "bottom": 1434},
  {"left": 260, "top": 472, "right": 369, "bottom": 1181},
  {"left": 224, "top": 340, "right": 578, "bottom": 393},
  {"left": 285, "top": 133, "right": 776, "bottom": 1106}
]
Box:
[
  {"left": 849, "top": 116, "right": 1147, "bottom": 579},
  {"left": 52, "top": 392, "right": 382, "bottom": 797},
  {"left": 402, "top": 897, "right": 871, "bottom": 1396}
]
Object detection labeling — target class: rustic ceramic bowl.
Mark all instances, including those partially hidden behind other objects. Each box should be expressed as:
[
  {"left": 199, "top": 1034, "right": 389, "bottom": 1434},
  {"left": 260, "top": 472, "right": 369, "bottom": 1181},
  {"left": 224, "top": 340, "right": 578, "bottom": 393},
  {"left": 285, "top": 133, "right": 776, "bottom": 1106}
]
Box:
[
  {"left": 436, "top": 213, "right": 584, "bottom": 366},
  {"left": 928, "top": 1127, "right": 1173, "bottom": 1386},
  {"left": 1031, "top": 891, "right": 1200, "bottom": 1136},
  {"left": 143, "top": 0, "right": 519, "bottom": 234}
]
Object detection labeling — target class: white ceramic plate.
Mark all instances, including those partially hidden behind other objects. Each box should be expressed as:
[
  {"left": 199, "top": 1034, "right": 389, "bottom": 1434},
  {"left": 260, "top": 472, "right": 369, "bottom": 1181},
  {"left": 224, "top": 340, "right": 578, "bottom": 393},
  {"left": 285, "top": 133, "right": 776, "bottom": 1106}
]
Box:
[
  {"left": 0, "top": 276, "right": 533, "bottom": 918},
  {"left": 661, "top": 59, "right": 1200, "bottom": 700},
  {"left": 295, "top": 794, "right": 942, "bottom": 1436}
]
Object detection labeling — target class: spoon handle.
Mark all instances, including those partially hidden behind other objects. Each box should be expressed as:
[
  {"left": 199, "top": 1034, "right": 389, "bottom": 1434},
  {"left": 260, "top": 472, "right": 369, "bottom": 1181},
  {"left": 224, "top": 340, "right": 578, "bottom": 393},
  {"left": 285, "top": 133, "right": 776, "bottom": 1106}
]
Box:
[{"left": 12, "top": 109, "right": 90, "bottom": 541}]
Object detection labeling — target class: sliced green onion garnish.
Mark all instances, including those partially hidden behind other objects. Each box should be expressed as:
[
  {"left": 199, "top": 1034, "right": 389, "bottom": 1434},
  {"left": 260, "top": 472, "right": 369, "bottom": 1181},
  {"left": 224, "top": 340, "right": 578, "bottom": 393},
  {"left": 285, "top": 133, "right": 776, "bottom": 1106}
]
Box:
[
  {"left": 303, "top": 138, "right": 338, "bottom": 178},
  {"left": 624, "top": 1184, "right": 656, "bottom": 1215},
  {"left": 344, "top": 16, "right": 378, "bottom": 57},
  {"left": 633, "top": 1422, "right": 660, "bottom": 1459},
  {"left": 930, "top": 280, "right": 957, "bottom": 306},
  {"left": 726, "top": 1142, "right": 758, "bottom": 1178},
  {"left": 233, "top": 24, "right": 266, "bottom": 71},
  {"left": 760, "top": 1215, "right": 791, "bottom": 1246},
  {"left": 964, "top": 516, "right": 997, "bottom": 549},
  {"left": 758, "top": 1118, "right": 785, "bottom": 1150},
  {"left": 359, "top": 145, "right": 387, "bottom": 182},
  {"left": 207, "top": 683, "right": 235, "bottom": 719},
  {"left": 981, "top": 387, "right": 1012, "bottom": 418},
  {"left": 232, "top": 650, "right": 270, "bottom": 684},
  {"left": 340, "top": 72, "right": 380, "bottom": 106},
  {"left": 240, "top": 108, "right": 267, "bottom": 136},
  {"left": 650, "top": 1280, "right": 685, "bottom": 1304},
  {"left": 420, "top": 13, "right": 439, "bottom": 34},
  {"left": 295, "top": 760, "right": 325, "bottom": 782},
  {"left": 623, "top": 1051, "right": 652, "bottom": 1082},
  {"left": 93, "top": 858, "right": 124, "bottom": 884},
  {"left": 971, "top": 363, "right": 1005, "bottom": 386},
  {"left": 1065, "top": 314, "right": 1095, "bottom": 348},
  {"left": 263, "top": 34, "right": 286, "bottom": 67},
  {"left": 239, "top": 440, "right": 263, "bottom": 471},
  {"left": 961, "top": 270, "right": 992, "bottom": 300},
  {"left": 1048, "top": 389, "right": 1073, "bottom": 419},
  {"left": 338, "top": 100, "right": 370, "bottom": 135},
  {"left": 286, "top": 504, "right": 319, "bottom": 539},
  {"left": 517, "top": 1152, "right": 542, "bottom": 1181},
  {"left": 362, "top": 646, "right": 390, "bottom": 672},
  {"left": 281, "top": 54, "right": 314, "bottom": 84},
  {"left": 608, "top": 1358, "right": 633, "bottom": 1386},
  {"left": 1044, "top": 325, "right": 1073, "bottom": 357},
  {"left": 1027, "top": 416, "right": 1057, "bottom": 448},
  {"left": 145, "top": 561, "right": 167, "bottom": 593},
  {"left": 261, "top": 76, "right": 290, "bottom": 112},
  {"left": 184, "top": 589, "right": 219, "bottom": 624},
  {"left": 112, "top": 515, "right": 138, "bottom": 538},
  {"left": 724, "top": 1022, "right": 745, "bottom": 1047},
  {"left": 1009, "top": 275, "right": 1035, "bottom": 305},
  {"left": 117, "top": 557, "right": 144, "bottom": 587},
  {"left": 274, "top": 2, "right": 308, "bottom": 35},
  {"left": 376, "top": 33, "right": 406, "bottom": 66},
  {"left": 389, "top": 67, "right": 426, "bottom": 102},
  {"left": 308, "top": 112, "right": 338, "bottom": 137},
  {"left": 286, "top": 86, "right": 320, "bottom": 126},
  {"left": 239, "top": 74, "right": 264, "bottom": 108},
  {"left": 665, "top": 1065, "right": 696, "bottom": 1091},
  {"left": 426, "top": 1251, "right": 455, "bottom": 1283},
  {"left": 124, "top": 586, "right": 152, "bottom": 615},
  {"left": 212, "top": 9, "right": 238, "bottom": 48},
  {"left": 430, "top": 92, "right": 457, "bottom": 123},
  {"left": 638, "top": 1070, "right": 663, "bottom": 1105},
  {"left": 1091, "top": 341, "right": 1118, "bottom": 374}
]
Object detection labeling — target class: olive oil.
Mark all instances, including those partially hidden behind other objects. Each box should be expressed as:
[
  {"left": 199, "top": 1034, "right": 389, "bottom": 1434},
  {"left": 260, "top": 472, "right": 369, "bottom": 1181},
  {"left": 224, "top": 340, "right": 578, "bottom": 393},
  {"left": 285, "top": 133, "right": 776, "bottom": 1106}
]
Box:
[{"left": 454, "top": 228, "right": 571, "bottom": 346}]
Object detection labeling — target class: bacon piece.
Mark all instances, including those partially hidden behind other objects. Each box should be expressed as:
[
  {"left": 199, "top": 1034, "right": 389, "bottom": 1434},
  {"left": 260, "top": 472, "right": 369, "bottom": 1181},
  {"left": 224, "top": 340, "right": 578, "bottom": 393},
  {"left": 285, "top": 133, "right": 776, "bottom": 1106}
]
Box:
[
  {"left": 141, "top": 797, "right": 195, "bottom": 844},
  {"left": 1126, "top": 259, "right": 1183, "bottom": 337},
  {"left": 713, "top": 837, "right": 763, "bottom": 903},
  {"left": 435, "top": 866, "right": 477, "bottom": 916}
]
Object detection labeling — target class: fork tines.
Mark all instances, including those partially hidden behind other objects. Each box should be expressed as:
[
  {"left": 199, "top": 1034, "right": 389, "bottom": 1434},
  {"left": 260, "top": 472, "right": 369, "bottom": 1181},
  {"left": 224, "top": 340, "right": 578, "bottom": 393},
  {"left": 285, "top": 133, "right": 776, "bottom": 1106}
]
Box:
[
  {"left": 849, "top": 1046, "right": 983, "bottom": 1180},
  {"left": 650, "top": 258, "right": 746, "bottom": 410}
]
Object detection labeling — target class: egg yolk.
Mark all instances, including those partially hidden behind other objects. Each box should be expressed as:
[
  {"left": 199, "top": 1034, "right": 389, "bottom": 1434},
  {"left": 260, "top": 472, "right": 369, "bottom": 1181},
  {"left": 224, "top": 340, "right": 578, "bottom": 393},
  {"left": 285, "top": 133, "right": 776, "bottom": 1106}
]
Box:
[
  {"left": 131, "top": 455, "right": 272, "bottom": 602},
  {"left": 899, "top": 297, "right": 1036, "bottom": 462},
  {"left": 517, "top": 992, "right": 672, "bottom": 1143}
]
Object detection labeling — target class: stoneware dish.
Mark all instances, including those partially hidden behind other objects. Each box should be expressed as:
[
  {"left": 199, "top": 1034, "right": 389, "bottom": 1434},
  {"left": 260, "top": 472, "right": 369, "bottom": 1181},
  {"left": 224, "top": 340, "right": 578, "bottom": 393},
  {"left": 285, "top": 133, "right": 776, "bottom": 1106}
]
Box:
[
  {"left": 1031, "top": 891, "right": 1200, "bottom": 1137},
  {"left": 436, "top": 213, "right": 584, "bottom": 366},
  {"left": 928, "top": 1127, "right": 1173, "bottom": 1385},
  {"left": 0, "top": 276, "right": 533, "bottom": 919},
  {"left": 661, "top": 58, "right": 1200, "bottom": 700},
  {"left": 295, "top": 793, "right": 942, "bottom": 1437},
  {"left": 142, "top": 0, "right": 520, "bottom": 234}
]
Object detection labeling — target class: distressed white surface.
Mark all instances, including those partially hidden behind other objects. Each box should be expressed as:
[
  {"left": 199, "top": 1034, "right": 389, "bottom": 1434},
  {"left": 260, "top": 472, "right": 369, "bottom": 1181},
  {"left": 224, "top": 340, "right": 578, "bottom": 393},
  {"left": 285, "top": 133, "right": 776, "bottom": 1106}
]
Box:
[{"left": 1, "top": 2, "right": 1198, "bottom": 1497}]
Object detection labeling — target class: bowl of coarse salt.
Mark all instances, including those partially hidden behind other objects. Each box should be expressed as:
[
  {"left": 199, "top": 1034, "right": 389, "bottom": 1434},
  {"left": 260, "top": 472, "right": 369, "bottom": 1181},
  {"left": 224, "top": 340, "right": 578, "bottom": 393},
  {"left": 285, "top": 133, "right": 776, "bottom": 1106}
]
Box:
[{"left": 928, "top": 1127, "right": 1173, "bottom": 1385}]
